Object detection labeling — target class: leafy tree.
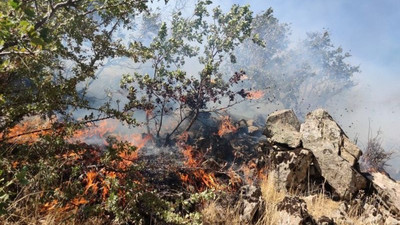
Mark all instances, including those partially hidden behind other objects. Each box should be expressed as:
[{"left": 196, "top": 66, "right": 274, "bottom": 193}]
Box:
[
  {"left": 232, "top": 9, "right": 360, "bottom": 116},
  {"left": 0, "top": 0, "right": 149, "bottom": 136},
  {"left": 0, "top": 0, "right": 155, "bottom": 223},
  {"left": 120, "top": 1, "right": 262, "bottom": 144},
  {"left": 0, "top": 0, "right": 262, "bottom": 223}
]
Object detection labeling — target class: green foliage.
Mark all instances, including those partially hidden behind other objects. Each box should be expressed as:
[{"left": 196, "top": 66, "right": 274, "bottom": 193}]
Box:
[
  {"left": 121, "top": 1, "right": 261, "bottom": 143},
  {"left": 0, "top": 1, "right": 257, "bottom": 223},
  {"left": 0, "top": 0, "right": 149, "bottom": 134}
]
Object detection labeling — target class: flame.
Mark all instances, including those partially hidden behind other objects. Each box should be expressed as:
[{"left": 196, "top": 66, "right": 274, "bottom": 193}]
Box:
[
  {"left": 71, "top": 120, "right": 118, "bottom": 144},
  {"left": 182, "top": 145, "right": 198, "bottom": 167},
  {"left": 84, "top": 170, "right": 98, "bottom": 194},
  {"left": 194, "top": 170, "right": 219, "bottom": 189},
  {"left": 40, "top": 199, "right": 58, "bottom": 213},
  {"left": 246, "top": 90, "right": 264, "bottom": 100},
  {"left": 218, "top": 116, "right": 237, "bottom": 137},
  {"left": 179, "top": 173, "right": 189, "bottom": 183},
  {"left": 0, "top": 116, "right": 54, "bottom": 144},
  {"left": 178, "top": 132, "right": 222, "bottom": 190},
  {"left": 117, "top": 134, "right": 152, "bottom": 170}
]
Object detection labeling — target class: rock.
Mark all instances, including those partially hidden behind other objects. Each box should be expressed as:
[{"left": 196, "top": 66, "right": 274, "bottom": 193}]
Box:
[
  {"left": 300, "top": 109, "right": 362, "bottom": 165},
  {"left": 264, "top": 109, "right": 302, "bottom": 148},
  {"left": 270, "top": 149, "right": 314, "bottom": 192},
  {"left": 276, "top": 196, "right": 315, "bottom": 225},
  {"left": 237, "top": 185, "right": 264, "bottom": 224},
  {"left": 300, "top": 109, "right": 367, "bottom": 199},
  {"left": 316, "top": 216, "right": 334, "bottom": 225},
  {"left": 366, "top": 172, "right": 400, "bottom": 215},
  {"left": 359, "top": 203, "right": 384, "bottom": 224}
]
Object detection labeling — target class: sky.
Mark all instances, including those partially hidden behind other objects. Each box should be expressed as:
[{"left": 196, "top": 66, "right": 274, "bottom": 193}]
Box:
[{"left": 226, "top": 0, "right": 400, "bottom": 177}]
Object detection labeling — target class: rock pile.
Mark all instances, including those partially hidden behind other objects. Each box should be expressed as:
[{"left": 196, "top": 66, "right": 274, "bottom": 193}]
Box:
[
  {"left": 260, "top": 108, "right": 400, "bottom": 224},
  {"left": 265, "top": 109, "right": 367, "bottom": 200}
]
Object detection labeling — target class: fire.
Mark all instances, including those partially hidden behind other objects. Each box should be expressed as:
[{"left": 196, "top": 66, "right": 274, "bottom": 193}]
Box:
[
  {"left": 118, "top": 134, "right": 152, "bottom": 170},
  {"left": 40, "top": 199, "right": 58, "bottom": 213},
  {"left": 182, "top": 145, "right": 198, "bottom": 167},
  {"left": 246, "top": 90, "right": 264, "bottom": 100},
  {"left": 84, "top": 170, "right": 98, "bottom": 194},
  {"left": 218, "top": 116, "right": 237, "bottom": 137},
  {"left": 194, "top": 170, "right": 219, "bottom": 189},
  {"left": 71, "top": 119, "right": 118, "bottom": 144},
  {"left": 0, "top": 116, "right": 54, "bottom": 144},
  {"left": 179, "top": 173, "right": 189, "bottom": 183},
  {"left": 178, "top": 132, "right": 222, "bottom": 190}
]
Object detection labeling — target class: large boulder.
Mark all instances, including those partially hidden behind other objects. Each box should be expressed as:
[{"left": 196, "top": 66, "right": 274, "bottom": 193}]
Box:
[
  {"left": 264, "top": 109, "right": 302, "bottom": 148},
  {"left": 300, "top": 109, "right": 367, "bottom": 199},
  {"left": 270, "top": 148, "right": 314, "bottom": 192}
]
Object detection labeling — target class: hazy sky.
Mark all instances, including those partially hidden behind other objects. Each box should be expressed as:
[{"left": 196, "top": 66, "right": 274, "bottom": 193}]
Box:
[{"left": 225, "top": 0, "right": 400, "bottom": 176}]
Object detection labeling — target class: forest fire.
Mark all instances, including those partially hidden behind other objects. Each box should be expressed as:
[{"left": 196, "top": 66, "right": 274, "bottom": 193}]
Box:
[{"left": 0, "top": 116, "right": 54, "bottom": 144}]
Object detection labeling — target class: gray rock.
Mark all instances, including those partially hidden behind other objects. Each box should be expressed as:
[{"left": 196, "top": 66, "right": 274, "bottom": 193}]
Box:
[
  {"left": 366, "top": 172, "right": 400, "bottom": 216},
  {"left": 270, "top": 149, "right": 314, "bottom": 192},
  {"left": 276, "top": 196, "right": 315, "bottom": 225},
  {"left": 264, "top": 109, "right": 302, "bottom": 148},
  {"left": 300, "top": 109, "right": 367, "bottom": 199},
  {"left": 237, "top": 185, "right": 264, "bottom": 224},
  {"left": 316, "top": 216, "right": 334, "bottom": 225}
]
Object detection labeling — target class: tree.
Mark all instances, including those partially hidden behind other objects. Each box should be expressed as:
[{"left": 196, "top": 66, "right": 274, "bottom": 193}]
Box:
[
  {"left": 0, "top": 0, "right": 262, "bottom": 223},
  {"left": 232, "top": 9, "right": 360, "bottom": 117},
  {"left": 0, "top": 0, "right": 149, "bottom": 136},
  {"left": 120, "top": 1, "right": 262, "bottom": 144},
  {"left": 0, "top": 0, "right": 155, "bottom": 222}
]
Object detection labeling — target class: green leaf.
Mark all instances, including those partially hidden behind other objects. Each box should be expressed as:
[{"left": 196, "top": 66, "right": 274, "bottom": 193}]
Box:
[
  {"left": 16, "top": 166, "right": 29, "bottom": 186},
  {"left": 23, "top": 7, "right": 35, "bottom": 18},
  {"left": 31, "top": 37, "right": 45, "bottom": 46},
  {"left": 8, "top": 0, "right": 20, "bottom": 9}
]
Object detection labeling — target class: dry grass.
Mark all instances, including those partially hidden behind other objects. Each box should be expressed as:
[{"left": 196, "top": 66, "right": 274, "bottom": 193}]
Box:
[
  {"left": 303, "top": 194, "right": 341, "bottom": 220},
  {"left": 256, "top": 176, "right": 286, "bottom": 225},
  {"left": 201, "top": 200, "right": 240, "bottom": 225}
]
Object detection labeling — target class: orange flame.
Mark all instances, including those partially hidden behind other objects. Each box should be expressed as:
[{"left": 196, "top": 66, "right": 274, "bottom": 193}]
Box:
[
  {"left": 0, "top": 116, "right": 54, "bottom": 144},
  {"left": 218, "top": 116, "right": 237, "bottom": 137},
  {"left": 84, "top": 170, "right": 98, "bottom": 194},
  {"left": 246, "top": 90, "right": 264, "bottom": 100}
]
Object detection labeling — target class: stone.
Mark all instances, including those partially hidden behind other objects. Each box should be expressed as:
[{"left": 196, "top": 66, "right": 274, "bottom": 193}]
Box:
[
  {"left": 366, "top": 172, "right": 400, "bottom": 215},
  {"left": 300, "top": 109, "right": 367, "bottom": 199},
  {"left": 341, "top": 137, "right": 362, "bottom": 165},
  {"left": 276, "top": 196, "right": 315, "bottom": 225},
  {"left": 264, "top": 109, "right": 302, "bottom": 148},
  {"left": 237, "top": 185, "right": 264, "bottom": 224},
  {"left": 316, "top": 216, "right": 334, "bottom": 225},
  {"left": 270, "top": 149, "right": 314, "bottom": 192}
]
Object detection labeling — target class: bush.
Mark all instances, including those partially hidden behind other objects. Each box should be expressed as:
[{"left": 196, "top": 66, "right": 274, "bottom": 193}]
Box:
[{"left": 360, "top": 130, "right": 395, "bottom": 173}]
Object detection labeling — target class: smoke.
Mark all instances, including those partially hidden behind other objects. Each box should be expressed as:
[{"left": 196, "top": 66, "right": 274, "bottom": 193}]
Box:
[{"left": 79, "top": 0, "right": 399, "bottom": 179}]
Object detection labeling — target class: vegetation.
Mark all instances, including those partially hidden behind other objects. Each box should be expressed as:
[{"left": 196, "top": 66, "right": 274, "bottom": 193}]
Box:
[
  {"left": 0, "top": 0, "right": 365, "bottom": 224},
  {"left": 361, "top": 130, "right": 395, "bottom": 173},
  {"left": 0, "top": 0, "right": 260, "bottom": 223}
]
